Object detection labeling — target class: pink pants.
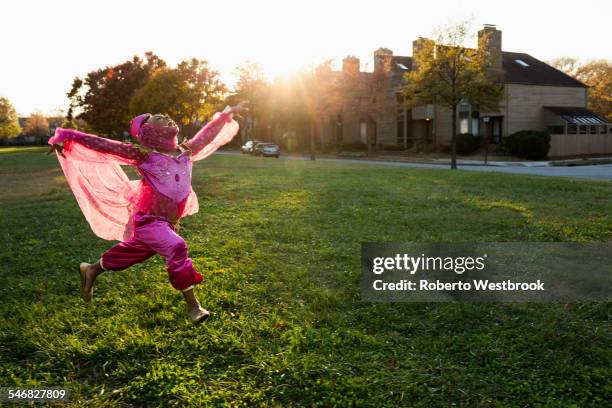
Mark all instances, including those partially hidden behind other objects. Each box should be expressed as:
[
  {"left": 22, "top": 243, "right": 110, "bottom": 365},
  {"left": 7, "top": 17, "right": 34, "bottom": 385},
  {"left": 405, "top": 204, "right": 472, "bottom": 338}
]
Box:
[{"left": 100, "top": 212, "right": 202, "bottom": 291}]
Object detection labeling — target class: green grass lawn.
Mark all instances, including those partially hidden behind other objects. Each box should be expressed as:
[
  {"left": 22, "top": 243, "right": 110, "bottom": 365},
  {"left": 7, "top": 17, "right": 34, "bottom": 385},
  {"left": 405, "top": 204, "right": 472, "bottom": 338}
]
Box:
[{"left": 1, "top": 147, "right": 610, "bottom": 407}]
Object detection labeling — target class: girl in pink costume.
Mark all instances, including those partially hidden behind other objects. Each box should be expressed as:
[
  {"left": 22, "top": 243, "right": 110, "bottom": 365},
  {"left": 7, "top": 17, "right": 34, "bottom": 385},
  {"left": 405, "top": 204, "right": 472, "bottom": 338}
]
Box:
[{"left": 48, "top": 102, "right": 248, "bottom": 324}]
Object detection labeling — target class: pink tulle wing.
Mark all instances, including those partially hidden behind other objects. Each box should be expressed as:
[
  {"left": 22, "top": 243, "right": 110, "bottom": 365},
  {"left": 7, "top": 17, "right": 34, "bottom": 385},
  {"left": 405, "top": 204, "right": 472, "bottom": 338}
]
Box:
[
  {"left": 55, "top": 140, "right": 138, "bottom": 241},
  {"left": 182, "top": 189, "right": 200, "bottom": 217}
]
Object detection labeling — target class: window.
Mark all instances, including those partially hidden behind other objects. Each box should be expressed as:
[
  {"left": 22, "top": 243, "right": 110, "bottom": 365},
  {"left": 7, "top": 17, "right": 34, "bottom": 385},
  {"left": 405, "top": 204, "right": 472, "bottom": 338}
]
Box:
[
  {"left": 458, "top": 102, "right": 471, "bottom": 134},
  {"left": 471, "top": 118, "right": 479, "bottom": 136},
  {"left": 397, "top": 111, "right": 405, "bottom": 146},
  {"left": 568, "top": 124, "right": 577, "bottom": 134},
  {"left": 460, "top": 118, "right": 469, "bottom": 134},
  {"left": 515, "top": 59, "right": 529, "bottom": 67},
  {"left": 491, "top": 117, "right": 502, "bottom": 144},
  {"left": 336, "top": 114, "right": 343, "bottom": 144},
  {"left": 579, "top": 125, "right": 587, "bottom": 134},
  {"left": 360, "top": 122, "right": 368, "bottom": 144},
  {"left": 471, "top": 110, "right": 479, "bottom": 136},
  {"left": 589, "top": 125, "right": 597, "bottom": 134},
  {"left": 600, "top": 125, "right": 608, "bottom": 135}
]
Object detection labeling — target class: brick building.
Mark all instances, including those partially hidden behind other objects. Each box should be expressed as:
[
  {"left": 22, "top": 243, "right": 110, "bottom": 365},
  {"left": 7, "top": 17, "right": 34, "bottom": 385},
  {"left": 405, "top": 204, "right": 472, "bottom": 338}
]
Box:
[{"left": 316, "top": 24, "right": 610, "bottom": 155}]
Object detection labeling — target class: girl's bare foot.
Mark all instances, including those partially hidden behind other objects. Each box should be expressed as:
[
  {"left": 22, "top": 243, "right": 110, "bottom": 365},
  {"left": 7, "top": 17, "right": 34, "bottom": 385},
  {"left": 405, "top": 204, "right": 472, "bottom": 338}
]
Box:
[
  {"left": 182, "top": 288, "right": 210, "bottom": 325},
  {"left": 78, "top": 261, "right": 103, "bottom": 303},
  {"left": 188, "top": 305, "right": 211, "bottom": 325}
]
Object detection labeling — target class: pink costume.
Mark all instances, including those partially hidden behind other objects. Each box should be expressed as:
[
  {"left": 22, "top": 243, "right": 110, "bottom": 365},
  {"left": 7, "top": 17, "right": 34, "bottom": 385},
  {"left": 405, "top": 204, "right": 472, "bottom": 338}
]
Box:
[{"left": 48, "top": 107, "right": 239, "bottom": 291}]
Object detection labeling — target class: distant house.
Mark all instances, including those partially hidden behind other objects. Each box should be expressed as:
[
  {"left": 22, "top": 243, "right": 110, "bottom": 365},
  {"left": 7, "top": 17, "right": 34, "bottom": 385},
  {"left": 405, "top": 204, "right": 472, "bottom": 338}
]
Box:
[{"left": 317, "top": 24, "right": 611, "bottom": 157}]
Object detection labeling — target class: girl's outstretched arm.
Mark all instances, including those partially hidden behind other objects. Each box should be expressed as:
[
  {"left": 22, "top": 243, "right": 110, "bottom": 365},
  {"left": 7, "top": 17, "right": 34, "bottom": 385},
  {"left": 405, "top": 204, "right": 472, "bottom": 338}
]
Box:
[
  {"left": 48, "top": 128, "right": 148, "bottom": 164},
  {"left": 180, "top": 106, "right": 235, "bottom": 161},
  {"left": 181, "top": 102, "right": 247, "bottom": 161}
]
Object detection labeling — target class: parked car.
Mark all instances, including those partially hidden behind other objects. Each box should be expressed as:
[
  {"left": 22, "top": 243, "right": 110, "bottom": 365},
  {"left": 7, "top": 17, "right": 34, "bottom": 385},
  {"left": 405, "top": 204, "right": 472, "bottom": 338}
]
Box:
[
  {"left": 251, "top": 142, "right": 280, "bottom": 158},
  {"left": 241, "top": 139, "right": 261, "bottom": 154}
]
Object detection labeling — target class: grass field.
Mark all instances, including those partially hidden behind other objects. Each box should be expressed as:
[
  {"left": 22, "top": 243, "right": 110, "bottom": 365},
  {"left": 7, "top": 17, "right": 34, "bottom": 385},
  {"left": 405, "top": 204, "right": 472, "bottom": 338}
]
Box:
[{"left": 1, "top": 147, "right": 610, "bottom": 407}]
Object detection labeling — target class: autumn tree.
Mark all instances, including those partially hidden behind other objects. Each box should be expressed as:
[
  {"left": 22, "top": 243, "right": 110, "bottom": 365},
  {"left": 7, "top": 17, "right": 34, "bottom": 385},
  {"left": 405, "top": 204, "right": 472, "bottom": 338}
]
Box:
[
  {"left": 308, "top": 59, "right": 363, "bottom": 156},
  {"left": 549, "top": 58, "right": 611, "bottom": 122},
  {"left": 299, "top": 67, "right": 324, "bottom": 159},
  {"left": 0, "top": 97, "right": 22, "bottom": 141},
  {"left": 277, "top": 67, "right": 328, "bottom": 156},
  {"left": 67, "top": 52, "right": 166, "bottom": 137},
  {"left": 401, "top": 22, "right": 504, "bottom": 169},
  {"left": 130, "top": 58, "right": 228, "bottom": 131},
  {"left": 232, "top": 62, "right": 271, "bottom": 141},
  {"left": 575, "top": 60, "right": 612, "bottom": 122},
  {"left": 24, "top": 113, "right": 49, "bottom": 143}
]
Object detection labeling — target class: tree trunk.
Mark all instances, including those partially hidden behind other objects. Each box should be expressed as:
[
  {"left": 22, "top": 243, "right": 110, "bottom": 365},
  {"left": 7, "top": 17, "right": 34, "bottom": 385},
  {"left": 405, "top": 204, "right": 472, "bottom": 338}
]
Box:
[{"left": 451, "top": 105, "right": 458, "bottom": 169}]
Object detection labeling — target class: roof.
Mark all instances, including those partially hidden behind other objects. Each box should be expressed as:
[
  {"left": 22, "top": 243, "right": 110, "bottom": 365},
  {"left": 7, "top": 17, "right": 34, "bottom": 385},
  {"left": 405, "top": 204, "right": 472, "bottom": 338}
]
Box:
[
  {"left": 502, "top": 52, "right": 587, "bottom": 88},
  {"left": 544, "top": 106, "right": 608, "bottom": 124}
]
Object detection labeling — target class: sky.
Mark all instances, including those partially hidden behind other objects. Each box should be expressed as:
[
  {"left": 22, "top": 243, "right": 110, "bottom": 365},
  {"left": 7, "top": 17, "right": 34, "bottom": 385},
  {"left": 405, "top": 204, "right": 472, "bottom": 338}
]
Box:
[{"left": 1, "top": 0, "right": 610, "bottom": 116}]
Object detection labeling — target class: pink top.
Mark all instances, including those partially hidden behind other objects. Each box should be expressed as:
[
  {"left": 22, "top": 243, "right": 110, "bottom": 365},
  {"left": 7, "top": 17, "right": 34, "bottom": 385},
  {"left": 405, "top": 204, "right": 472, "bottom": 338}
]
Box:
[
  {"left": 48, "top": 109, "right": 239, "bottom": 241},
  {"left": 135, "top": 151, "right": 193, "bottom": 222}
]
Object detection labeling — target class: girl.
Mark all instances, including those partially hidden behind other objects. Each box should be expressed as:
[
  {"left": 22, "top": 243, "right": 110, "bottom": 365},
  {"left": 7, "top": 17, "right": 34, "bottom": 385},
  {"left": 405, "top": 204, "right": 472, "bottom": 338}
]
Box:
[{"left": 48, "top": 101, "right": 248, "bottom": 325}]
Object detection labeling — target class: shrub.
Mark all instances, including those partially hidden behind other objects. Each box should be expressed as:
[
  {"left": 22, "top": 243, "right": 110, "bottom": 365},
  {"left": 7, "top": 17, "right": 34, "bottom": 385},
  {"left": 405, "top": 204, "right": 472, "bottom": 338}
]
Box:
[
  {"left": 454, "top": 133, "right": 482, "bottom": 155},
  {"left": 502, "top": 130, "right": 550, "bottom": 160}
]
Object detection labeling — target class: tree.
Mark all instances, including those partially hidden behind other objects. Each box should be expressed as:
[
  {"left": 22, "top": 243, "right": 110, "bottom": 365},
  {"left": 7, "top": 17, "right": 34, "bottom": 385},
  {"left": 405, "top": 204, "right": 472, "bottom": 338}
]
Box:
[
  {"left": 0, "top": 97, "right": 22, "bottom": 141},
  {"left": 232, "top": 62, "right": 271, "bottom": 142},
  {"left": 314, "top": 58, "right": 369, "bottom": 154},
  {"left": 67, "top": 52, "right": 166, "bottom": 137},
  {"left": 575, "top": 60, "right": 612, "bottom": 122},
  {"left": 24, "top": 113, "right": 49, "bottom": 143},
  {"left": 548, "top": 57, "right": 580, "bottom": 77},
  {"left": 24, "top": 113, "right": 49, "bottom": 135},
  {"left": 130, "top": 58, "right": 228, "bottom": 131},
  {"left": 401, "top": 22, "right": 504, "bottom": 169},
  {"left": 548, "top": 58, "right": 612, "bottom": 122},
  {"left": 282, "top": 68, "right": 324, "bottom": 156},
  {"left": 300, "top": 67, "right": 325, "bottom": 159}
]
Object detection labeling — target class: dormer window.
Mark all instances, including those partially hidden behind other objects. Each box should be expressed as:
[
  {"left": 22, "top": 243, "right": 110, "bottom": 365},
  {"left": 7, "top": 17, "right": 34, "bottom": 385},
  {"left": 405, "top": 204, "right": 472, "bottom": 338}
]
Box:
[{"left": 515, "top": 59, "right": 529, "bottom": 67}]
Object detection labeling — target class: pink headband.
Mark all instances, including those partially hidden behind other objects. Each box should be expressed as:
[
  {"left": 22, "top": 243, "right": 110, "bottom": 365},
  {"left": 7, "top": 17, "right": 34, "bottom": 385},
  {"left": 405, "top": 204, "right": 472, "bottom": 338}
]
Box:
[
  {"left": 130, "top": 113, "right": 151, "bottom": 138},
  {"left": 129, "top": 113, "right": 179, "bottom": 152}
]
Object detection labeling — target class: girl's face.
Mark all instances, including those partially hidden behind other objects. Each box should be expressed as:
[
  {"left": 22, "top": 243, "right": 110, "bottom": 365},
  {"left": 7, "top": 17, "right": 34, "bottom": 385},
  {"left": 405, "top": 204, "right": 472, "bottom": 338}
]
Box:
[
  {"left": 146, "top": 114, "right": 178, "bottom": 129},
  {"left": 137, "top": 114, "right": 180, "bottom": 152}
]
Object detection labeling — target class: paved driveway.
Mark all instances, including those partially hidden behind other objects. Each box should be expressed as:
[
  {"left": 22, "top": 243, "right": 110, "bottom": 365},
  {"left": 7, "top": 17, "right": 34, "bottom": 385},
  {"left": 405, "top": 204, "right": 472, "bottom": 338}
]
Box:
[{"left": 218, "top": 152, "right": 612, "bottom": 181}]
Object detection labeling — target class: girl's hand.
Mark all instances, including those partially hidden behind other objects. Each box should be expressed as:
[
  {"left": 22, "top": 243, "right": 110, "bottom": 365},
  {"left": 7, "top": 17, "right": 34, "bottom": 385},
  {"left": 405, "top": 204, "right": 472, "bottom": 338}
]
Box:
[
  {"left": 47, "top": 143, "right": 65, "bottom": 158},
  {"left": 230, "top": 101, "right": 250, "bottom": 117}
]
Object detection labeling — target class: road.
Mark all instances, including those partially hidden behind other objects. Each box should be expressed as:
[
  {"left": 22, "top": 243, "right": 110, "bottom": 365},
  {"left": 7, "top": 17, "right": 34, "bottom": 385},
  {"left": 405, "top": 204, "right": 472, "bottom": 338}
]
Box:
[{"left": 218, "top": 152, "right": 612, "bottom": 181}]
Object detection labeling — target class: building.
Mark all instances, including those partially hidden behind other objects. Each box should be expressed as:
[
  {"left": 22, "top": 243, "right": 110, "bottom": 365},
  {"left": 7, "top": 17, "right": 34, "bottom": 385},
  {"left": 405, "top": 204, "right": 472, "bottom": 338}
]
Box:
[{"left": 317, "top": 24, "right": 611, "bottom": 157}]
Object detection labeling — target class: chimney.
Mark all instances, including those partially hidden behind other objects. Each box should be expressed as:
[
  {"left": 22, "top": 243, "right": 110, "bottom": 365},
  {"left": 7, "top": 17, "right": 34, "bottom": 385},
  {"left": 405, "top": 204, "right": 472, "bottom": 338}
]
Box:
[
  {"left": 478, "top": 24, "right": 502, "bottom": 71},
  {"left": 342, "top": 56, "right": 360, "bottom": 77},
  {"left": 373, "top": 48, "right": 393, "bottom": 74},
  {"left": 315, "top": 61, "right": 332, "bottom": 78}
]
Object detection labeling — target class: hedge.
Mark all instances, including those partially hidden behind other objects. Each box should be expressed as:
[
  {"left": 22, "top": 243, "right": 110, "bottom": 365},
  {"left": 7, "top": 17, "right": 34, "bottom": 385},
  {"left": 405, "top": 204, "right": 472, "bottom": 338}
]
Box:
[{"left": 502, "top": 130, "right": 550, "bottom": 160}]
